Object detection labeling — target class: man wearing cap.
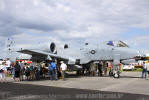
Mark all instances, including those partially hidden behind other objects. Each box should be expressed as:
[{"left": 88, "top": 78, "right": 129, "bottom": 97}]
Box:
[{"left": 60, "top": 61, "right": 67, "bottom": 80}]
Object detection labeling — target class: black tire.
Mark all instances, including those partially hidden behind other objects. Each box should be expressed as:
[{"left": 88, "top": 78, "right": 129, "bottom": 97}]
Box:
[
  {"left": 113, "top": 72, "right": 120, "bottom": 78},
  {"left": 109, "top": 71, "right": 113, "bottom": 77}
]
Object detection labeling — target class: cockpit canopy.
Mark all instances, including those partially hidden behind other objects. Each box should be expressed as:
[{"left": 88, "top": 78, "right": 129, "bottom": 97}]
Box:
[{"left": 107, "top": 40, "right": 129, "bottom": 48}]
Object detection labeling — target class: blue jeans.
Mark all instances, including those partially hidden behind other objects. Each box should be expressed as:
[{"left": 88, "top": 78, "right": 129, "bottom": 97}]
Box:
[
  {"left": 142, "top": 68, "right": 147, "bottom": 78},
  {"left": 49, "top": 70, "right": 57, "bottom": 80}
]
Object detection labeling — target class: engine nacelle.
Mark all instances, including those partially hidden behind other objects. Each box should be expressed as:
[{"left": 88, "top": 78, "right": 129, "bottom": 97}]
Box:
[{"left": 50, "top": 42, "right": 57, "bottom": 54}]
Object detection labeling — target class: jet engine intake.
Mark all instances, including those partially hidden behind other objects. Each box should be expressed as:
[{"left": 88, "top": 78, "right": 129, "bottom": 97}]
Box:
[
  {"left": 50, "top": 42, "right": 57, "bottom": 54},
  {"left": 64, "top": 44, "right": 68, "bottom": 49}
]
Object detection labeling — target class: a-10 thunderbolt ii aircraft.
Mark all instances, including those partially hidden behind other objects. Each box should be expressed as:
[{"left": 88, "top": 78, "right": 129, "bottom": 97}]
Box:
[{"left": 18, "top": 40, "right": 140, "bottom": 78}]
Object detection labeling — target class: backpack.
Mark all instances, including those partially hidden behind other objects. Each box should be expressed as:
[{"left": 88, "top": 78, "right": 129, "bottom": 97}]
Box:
[
  {"left": 0, "top": 69, "right": 4, "bottom": 73},
  {"left": 15, "top": 64, "right": 21, "bottom": 71},
  {"left": 25, "top": 68, "right": 30, "bottom": 76},
  {"left": 30, "top": 66, "right": 34, "bottom": 71}
]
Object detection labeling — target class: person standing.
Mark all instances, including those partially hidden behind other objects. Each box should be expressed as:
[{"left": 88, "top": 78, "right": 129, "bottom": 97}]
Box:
[
  {"left": 97, "top": 62, "right": 103, "bottom": 76},
  {"left": 25, "top": 64, "right": 30, "bottom": 81},
  {"left": 90, "top": 62, "right": 97, "bottom": 76},
  {"left": 0, "top": 62, "right": 7, "bottom": 82},
  {"left": 10, "top": 62, "right": 15, "bottom": 80},
  {"left": 14, "top": 61, "right": 21, "bottom": 82},
  {"left": 6, "top": 58, "right": 11, "bottom": 71},
  {"left": 141, "top": 61, "right": 147, "bottom": 79},
  {"left": 103, "top": 62, "right": 108, "bottom": 76},
  {"left": 146, "top": 61, "right": 149, "bottom": 79},
  {"left": 57, "top": 63, "right": 62, "bottom": 79},
  {"left": 34, "top": 62, "right": 40, "bottom": 80},
  {"left": 60, "top": 61, "right": 67, "bottom": 80},
  {"left": 29, "top": 63, "right": 35, "bottom": 80},
  {"left": 19, "top": 61, "right": 25, "bottom": 81},
  {"left": 42, "top": 63, "right": 47, "bottom": 79},
  {"left": 48, "top": 61, "right": 57, "bottom": 80}
]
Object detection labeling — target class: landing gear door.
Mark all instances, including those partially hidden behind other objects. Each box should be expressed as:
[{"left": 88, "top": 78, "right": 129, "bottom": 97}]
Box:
[{"left": 113, "top": 54, "right": 120, "bottom": 78}]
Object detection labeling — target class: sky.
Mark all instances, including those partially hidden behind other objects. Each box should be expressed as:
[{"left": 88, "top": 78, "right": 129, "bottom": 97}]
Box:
[{"left": 0, "top": 0, "right": 149, "bottom": 59}]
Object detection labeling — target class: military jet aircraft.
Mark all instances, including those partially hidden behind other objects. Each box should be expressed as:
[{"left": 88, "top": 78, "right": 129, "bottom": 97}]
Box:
[{"left": 17, "top": 40, "right": 140, "bottom": 78}]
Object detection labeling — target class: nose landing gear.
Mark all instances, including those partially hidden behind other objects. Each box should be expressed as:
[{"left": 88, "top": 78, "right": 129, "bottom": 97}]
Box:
[
  {"left": 113, "top": 71, "right": 120, "bottom": 78},
  {"left": 109, "top": 66, "right": 120, "bottom": 78}
]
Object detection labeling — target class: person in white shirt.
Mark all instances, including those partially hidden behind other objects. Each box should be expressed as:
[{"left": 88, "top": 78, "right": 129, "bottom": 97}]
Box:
[
  {"left": 0, "top": 62, "right": 7, "bottom": 82},
  {"left": 146, "top": 61, "right": 149, "bottom": 79},
  {"left": 6, "top": 59, "right": 11, "bottom": 68},
  {"left": 141, "top": 61, "right": 147, "bottom": 79},
  {"left": 19, "top": 61, "right": 25, "bottom": 81},
  {"left": 60, "top": 61, "right": 67, "bottom": 80}
]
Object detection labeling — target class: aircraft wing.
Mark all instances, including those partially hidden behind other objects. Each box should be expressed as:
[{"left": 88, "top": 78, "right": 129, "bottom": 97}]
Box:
[{"left": 17, "top": 49, "right": 68, "bottom": 60}]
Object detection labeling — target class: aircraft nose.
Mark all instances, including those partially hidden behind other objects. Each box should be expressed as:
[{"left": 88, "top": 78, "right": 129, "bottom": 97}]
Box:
[
  {"left": 129, "top": 49, "right": 140, "bottom": 58},
  {"left": 137, "top": 50, "right": 145, "bottom": 57}
]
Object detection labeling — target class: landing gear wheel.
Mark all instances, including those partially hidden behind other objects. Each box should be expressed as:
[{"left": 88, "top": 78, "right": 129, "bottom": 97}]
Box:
[
  {"left": 109, "top": 71, "right": 113, "bottom": 77},
  {"left": 113, "top": 72, "right": 120, "bottom": 78}
]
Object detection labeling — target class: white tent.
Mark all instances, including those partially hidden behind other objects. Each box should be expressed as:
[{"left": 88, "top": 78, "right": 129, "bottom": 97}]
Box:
[
  {"left": 145, "top": 53, "right": 149, "bottom": 57},
  {"left": 17, "top": 54, "right": 31, "bottom": 60}
]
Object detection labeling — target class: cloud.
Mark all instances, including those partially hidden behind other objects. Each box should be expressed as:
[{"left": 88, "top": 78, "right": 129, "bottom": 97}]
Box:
[
  {"left": 126, "top": 35, "right": 149, "bottom": 50},
  {"left": 0, "top": 0, "right": 149, "bottom": 57}
]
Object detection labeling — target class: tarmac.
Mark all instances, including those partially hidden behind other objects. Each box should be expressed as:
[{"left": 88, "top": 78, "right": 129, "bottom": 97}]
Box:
[
  {"left": 14, "top": 72, "right": 149, "bottom": 95},
  {"left": 1, "top": 72, "right": 149, "bottom": 100}
]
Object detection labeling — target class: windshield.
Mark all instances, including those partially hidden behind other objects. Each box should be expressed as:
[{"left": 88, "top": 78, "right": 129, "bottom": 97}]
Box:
[{"left": 107, "top": 40, "right": 129, "bottom": 48}]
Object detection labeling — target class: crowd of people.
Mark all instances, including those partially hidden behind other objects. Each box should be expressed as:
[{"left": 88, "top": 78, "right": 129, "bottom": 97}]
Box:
[
  {"left": 0, "top": 60, "right": 117, "bottom": 82},
  {"left": 0, "top": 60, "right": 125, "bottom": 82},
  {"left": 0, "top": 60, "right": 68, "bottom": 82},
  {"left": 77, "top": 61, "right": 120, "bottom": 77}
]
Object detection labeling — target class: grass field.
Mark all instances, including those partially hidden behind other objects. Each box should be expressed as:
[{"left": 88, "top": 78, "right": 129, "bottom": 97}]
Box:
[{"left": 123, "top": 68, "right": 142, "bottom": 72}]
